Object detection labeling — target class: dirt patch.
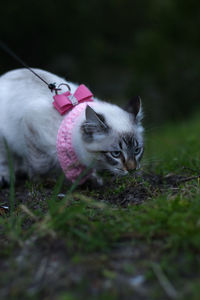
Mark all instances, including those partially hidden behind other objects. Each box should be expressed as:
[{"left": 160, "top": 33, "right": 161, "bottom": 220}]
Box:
[
  {"left": 0, "top": 172, "right": 195, "bottom": 210},
  {"left": 89, "top": 172, "right": 194, "bottom": 207}
]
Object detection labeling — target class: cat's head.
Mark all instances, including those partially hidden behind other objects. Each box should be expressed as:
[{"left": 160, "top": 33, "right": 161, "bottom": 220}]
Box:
[{"left": 81, "top": 97, "right": 144, "bottom": 175}]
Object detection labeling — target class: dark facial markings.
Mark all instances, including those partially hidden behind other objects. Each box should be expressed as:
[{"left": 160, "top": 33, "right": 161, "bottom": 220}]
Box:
[
  {"left": 99, "top": 134, "right": 143, "bottom": 169},
  {"left": 97, "top": 133, "right": 144, "bottom": 171},
  {"left": 119, "top": 134, "right": 144, "bottom": 169},
  {"left": 137, "top": 146, "right": 144, "bottom": 161},
  {"left": 102, "top": 152, "right": 119, "bottom": 166},
  {"left": 122, "top": 134, "right": 138, "bottom": 158}
]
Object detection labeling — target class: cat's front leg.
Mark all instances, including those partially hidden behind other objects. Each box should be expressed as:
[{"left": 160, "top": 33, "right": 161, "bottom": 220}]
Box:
[
  {"left": 0, "top": 137, "right": 11, "bottom": 186},
  {"left": 90, "top": 170, "right": 104, "bottom": 186},
  {"left": 0, "top": 166, "right": 10, "bottom": 186}
]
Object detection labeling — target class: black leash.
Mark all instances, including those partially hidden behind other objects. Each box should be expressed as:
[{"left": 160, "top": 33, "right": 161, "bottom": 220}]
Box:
[{"left": 0, "top": 41, "right": 60, "bottom": 93}]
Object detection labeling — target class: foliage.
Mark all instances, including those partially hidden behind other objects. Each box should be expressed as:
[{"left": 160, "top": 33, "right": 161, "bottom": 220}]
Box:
[{"left": 1, "top": 0, "right": 200, "bottom": 123}]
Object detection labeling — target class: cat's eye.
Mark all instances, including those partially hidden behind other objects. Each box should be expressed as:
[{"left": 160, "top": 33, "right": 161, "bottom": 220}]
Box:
[
  {"left": 110, "top": 151, "right": 121, "bottom": 158},
  {"left": 134, "top": 147, "right": 141, "bottom": 155}
]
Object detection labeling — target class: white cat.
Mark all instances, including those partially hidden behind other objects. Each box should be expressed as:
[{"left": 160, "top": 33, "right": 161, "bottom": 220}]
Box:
[{"left": 0, "top": 68, "right": 144, "bottom": 185}]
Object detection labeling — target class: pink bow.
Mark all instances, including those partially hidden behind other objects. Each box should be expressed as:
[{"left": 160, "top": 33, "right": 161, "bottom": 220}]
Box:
[{"left": 53, "top": 84, "right": 93, "bottom": 115}]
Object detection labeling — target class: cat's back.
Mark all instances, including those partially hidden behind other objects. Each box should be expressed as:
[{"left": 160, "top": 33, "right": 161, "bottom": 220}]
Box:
[
  {"left": 0, "top": 68, "right": 75, "bottom": 148},
  {"left": 0, "top": 68, "right": 67, "bottom": 105},
  {"left": 0, "top": 68, "right": 77, "bottom": 129},
  {"left": 0, "top": 68, "right": 80, "bottom": 105}
]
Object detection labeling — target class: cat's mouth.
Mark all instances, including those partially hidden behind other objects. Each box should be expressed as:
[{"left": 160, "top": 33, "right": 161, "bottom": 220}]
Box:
[
  {"left": 97, "top": 166, "right": 128, "bottom": 176},
  {"left": 113, "top": 168, "right": 129, "bottom": 176}
]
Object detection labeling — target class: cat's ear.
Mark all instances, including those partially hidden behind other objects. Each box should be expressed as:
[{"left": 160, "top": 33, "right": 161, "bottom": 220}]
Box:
[
  {"left": 132, "top": 96, "right": 141, "bottom": 118},
  {"left": 85, "top": 106, "right": 107, "bottom": 129},
  {"left": 81, "top": 106, "right": 109, "bottom": 142},
  {"left": 125, "top": 96, "right": 143, "bottom": 121}
]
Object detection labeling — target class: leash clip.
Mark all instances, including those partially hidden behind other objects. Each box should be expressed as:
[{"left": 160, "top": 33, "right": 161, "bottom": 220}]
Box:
[
  {"left": 53, "top": 84, "right": 93, "bottom": 115},
  {"left": 48, "top": 82, "right": 71, "bottom": 94},
  {"left": 56, "top": 83, "right": 71, "bottom": 94}
]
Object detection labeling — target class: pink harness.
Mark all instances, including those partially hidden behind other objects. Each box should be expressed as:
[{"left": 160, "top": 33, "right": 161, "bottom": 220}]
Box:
[{"left": 55, "top": 85, "right": 94, "bottom": 183}]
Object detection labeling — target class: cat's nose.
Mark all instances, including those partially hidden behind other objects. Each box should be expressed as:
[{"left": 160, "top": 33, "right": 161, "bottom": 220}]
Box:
[{"left": 125, "top": 160, "right": 137, "bottom": 171}]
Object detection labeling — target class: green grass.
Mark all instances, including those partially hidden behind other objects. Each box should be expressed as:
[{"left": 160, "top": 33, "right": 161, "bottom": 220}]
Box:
[
  {"left": 145, "top": 114, "right": 200, "bottom": 173},
  {"left": 1, "top": 113, "right": 200, "bottom": 299}
]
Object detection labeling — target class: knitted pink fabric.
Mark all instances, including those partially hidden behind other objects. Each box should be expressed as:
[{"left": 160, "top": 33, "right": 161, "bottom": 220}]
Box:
[{"left": 56, "top": 102, "right": 94, "bottom": 183}]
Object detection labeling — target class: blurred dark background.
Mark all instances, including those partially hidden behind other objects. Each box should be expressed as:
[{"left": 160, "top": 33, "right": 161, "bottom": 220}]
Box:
[{"left": 1, "top": 0, "right": 200, "bottom": 125}]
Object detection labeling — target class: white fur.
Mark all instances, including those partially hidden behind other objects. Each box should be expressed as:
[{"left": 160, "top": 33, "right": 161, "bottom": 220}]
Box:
[{"left": 0, "top": 68, "right": 143, "bottom": 183}]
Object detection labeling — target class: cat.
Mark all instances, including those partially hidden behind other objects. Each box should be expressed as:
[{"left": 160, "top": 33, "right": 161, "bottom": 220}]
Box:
[{"left": 0, "top": 68, "right": 144, "bottom": 185}]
